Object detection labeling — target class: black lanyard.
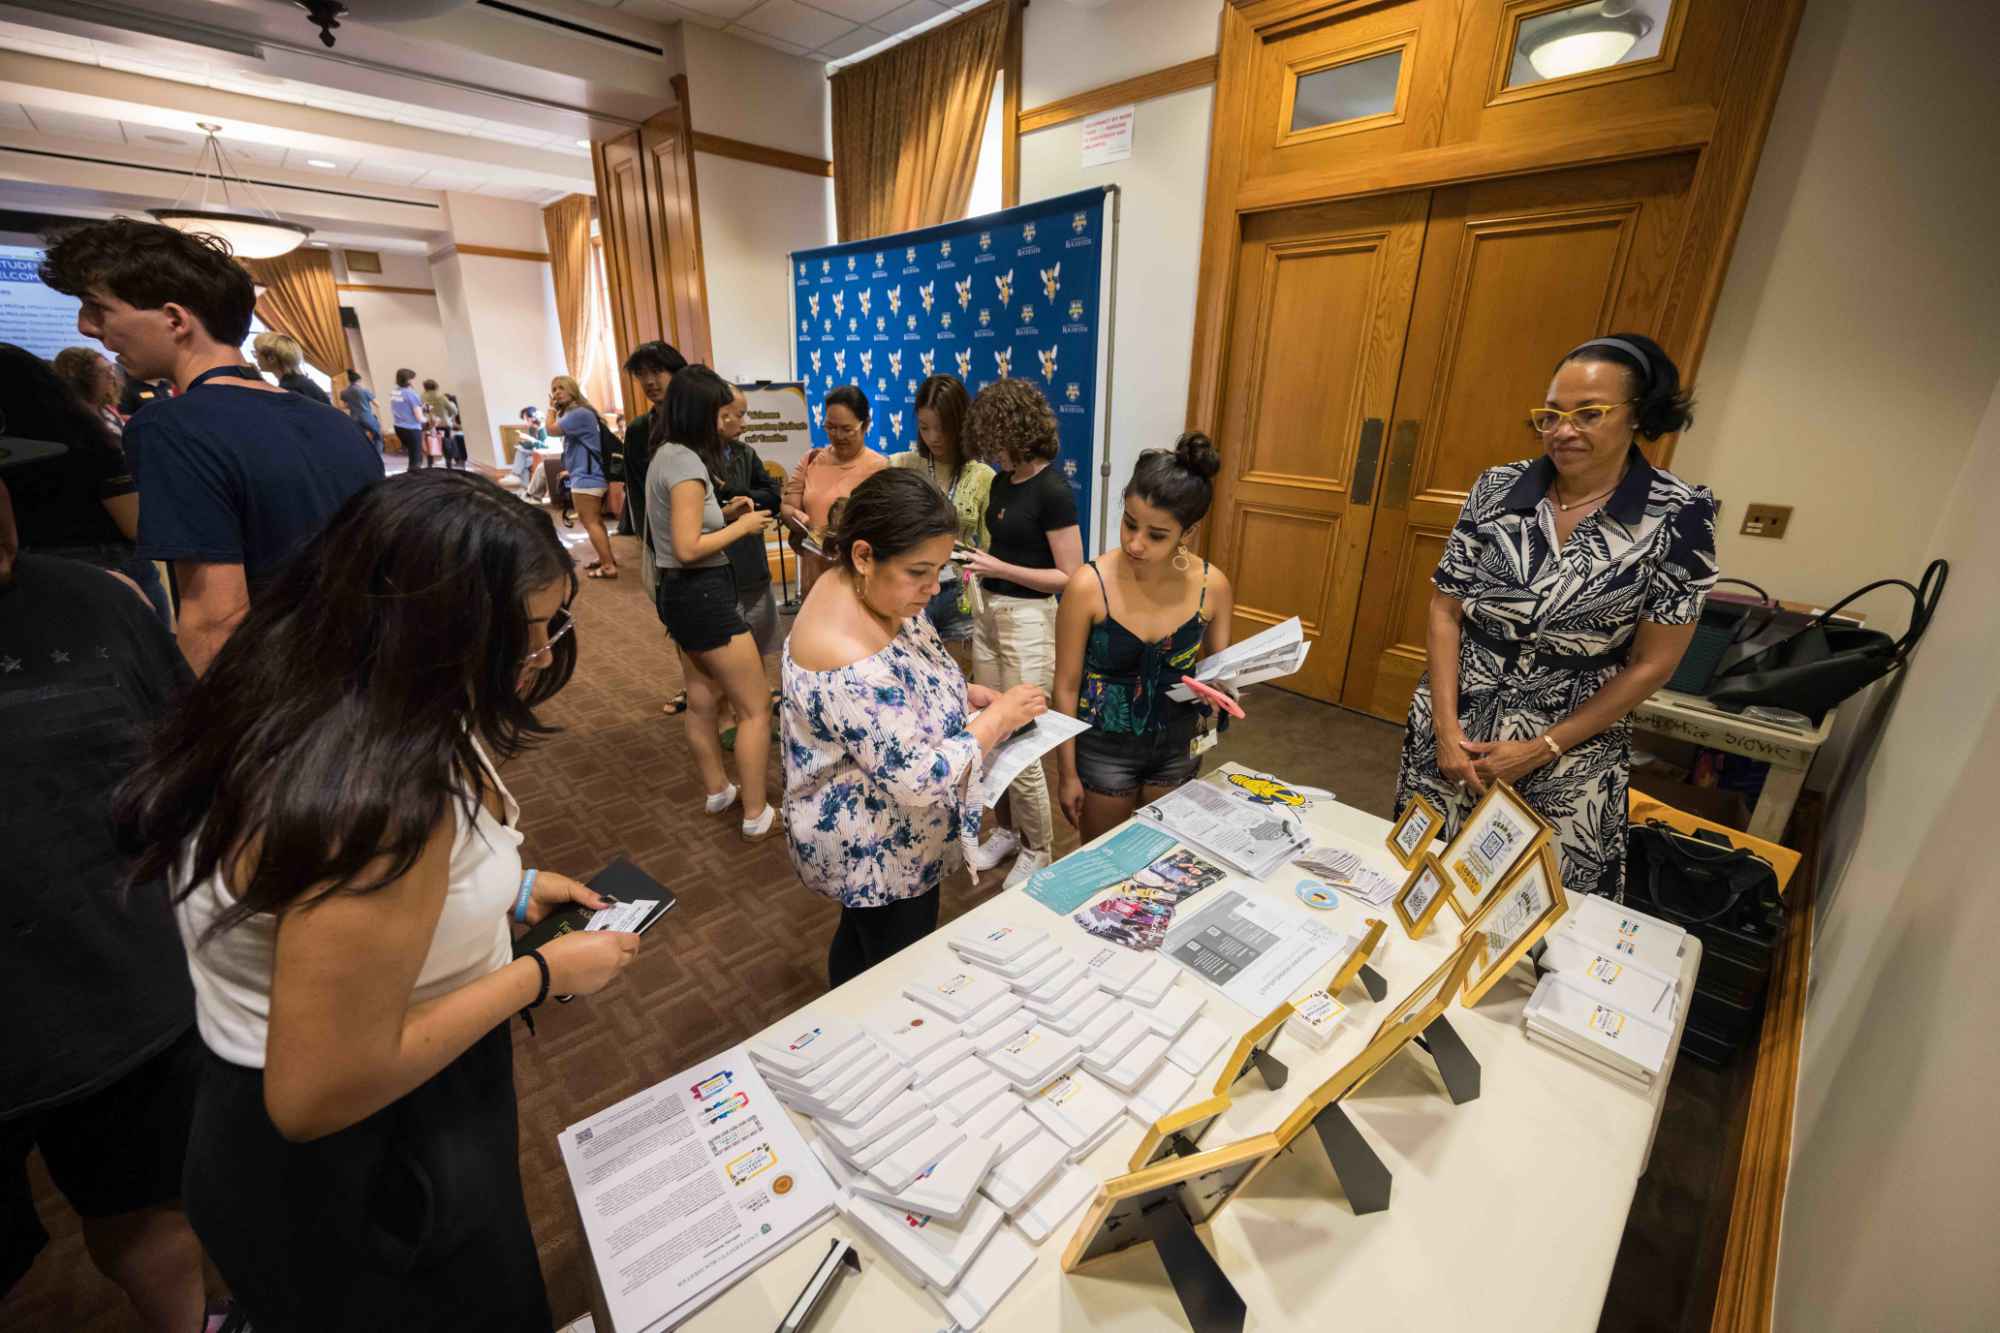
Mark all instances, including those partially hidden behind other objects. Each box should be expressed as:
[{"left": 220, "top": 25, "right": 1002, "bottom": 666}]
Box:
[{"left": 186, "top": 365, "right": 265, "bottom": 390}]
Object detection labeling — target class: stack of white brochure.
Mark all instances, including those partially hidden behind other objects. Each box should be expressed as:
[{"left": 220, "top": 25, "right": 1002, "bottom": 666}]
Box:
[
  {"left": 1523, "top": 972, "right": 1671, "bottom": 1087},
  {"left": 845, "top": 1190, "right": 1005, "bottom": 1292},
  {"left": 1024, "top": 1068, "right": 1126, "bottom": 1157},
  {"left": 1560, "top": 894, "right": 1688, "bottom": 981},
  {"left": 986, "top": 1024, "right": 1083, "bottom": 1092},
  {"left": 1009, "top": 1164, "right": 1098, "bottom": 1243},
  {"left": 1525, "top": 896, "right": 1688, "bottom": 1086},
  {"left": 1164, "top": 1015, "right": 1232, "bottom": 1075},
  {"left": 939, "top": 1226, "right": 1037, "bottom": 1331},
  {"left": 980, "top": 1112, "right": 1069, "bottom": 1211}
]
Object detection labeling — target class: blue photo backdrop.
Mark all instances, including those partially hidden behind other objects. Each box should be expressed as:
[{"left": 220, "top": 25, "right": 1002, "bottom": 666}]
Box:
[{"left": 790, "top": 186, "right": 1115, "bottom": 548}]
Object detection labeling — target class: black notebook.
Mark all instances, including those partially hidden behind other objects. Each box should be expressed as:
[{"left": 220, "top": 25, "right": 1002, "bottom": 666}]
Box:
[{"left": 512, "top": 858, "right": 677, "bottom": 958}]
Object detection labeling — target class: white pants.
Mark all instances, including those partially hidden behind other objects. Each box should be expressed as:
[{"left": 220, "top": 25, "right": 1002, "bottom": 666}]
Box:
[{"left": 972, "top": 591, "right": 1057, "bottom": 852}]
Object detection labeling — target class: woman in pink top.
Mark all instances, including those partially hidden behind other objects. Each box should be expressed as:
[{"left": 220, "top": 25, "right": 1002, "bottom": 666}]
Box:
[{"left": 782, "top": 384, "right": 887, "bottom": 594}]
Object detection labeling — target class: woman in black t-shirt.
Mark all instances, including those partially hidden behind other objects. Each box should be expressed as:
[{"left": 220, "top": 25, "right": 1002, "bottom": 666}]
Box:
[{"left": 962, "top": 378, "right": 1083, "bottom": 888}]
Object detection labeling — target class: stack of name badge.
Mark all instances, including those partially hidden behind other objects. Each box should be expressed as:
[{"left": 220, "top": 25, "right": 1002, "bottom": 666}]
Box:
[
  {"left": 1286, "top": 988, "right": 1350, "bottom": 1050},
  {"left": 1524, "top": 895, "right": 1688, "bottom": 1087}
]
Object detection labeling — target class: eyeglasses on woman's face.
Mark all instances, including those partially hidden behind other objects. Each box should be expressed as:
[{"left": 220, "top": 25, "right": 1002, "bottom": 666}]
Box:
[
  {"left": 521, "top": 605, "right": 573, "bottom": 667},
  {"left": 825, "top": 419, "right": 865, "bottom": 439},
  {"left": 1528, "top": 400, "right": 1635, "bottom": 435}
]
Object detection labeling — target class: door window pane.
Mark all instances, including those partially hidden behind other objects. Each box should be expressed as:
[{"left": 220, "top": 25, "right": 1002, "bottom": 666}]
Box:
[
  {"left": 1507, "top": 0, "right": 1670, "bottom": 88},
  {"left": 1290, "top": 50, "right": 1403, "bottom": 133}
]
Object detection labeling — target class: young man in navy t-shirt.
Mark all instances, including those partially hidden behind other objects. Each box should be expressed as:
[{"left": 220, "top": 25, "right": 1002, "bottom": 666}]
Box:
[{"left": 40, "top": 219, "right": 382, "bottom": 674}]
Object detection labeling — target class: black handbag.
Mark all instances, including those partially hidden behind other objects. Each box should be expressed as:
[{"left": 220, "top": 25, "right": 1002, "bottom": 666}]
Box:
[
  {"left": 1705, "top": 559, "right": 1948, "bottom": 722},
  {"left": 1625, "top": 819, "right": 1779, "bottom": 934},
  {"left": 1666, "top": 578, "right": 1777, "bottom": 695}
]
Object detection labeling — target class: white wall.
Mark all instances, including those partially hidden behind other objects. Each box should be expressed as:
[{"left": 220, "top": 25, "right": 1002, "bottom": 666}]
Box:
[
  {"left": 1671, "top": 0, "right": 2000, "bottom": 625},
  {"left": 333, "top": 250, "right": 450, "bottom": 406},
  {"left": 679, "top": 24, "right": 835, "bottom": 381},
  {"left": 1771, "top": 377, "right": 2000, "bottom": 1330},
  {"left": 432, "top": 193, "right": 569, "bottom": 461},
  {"left": 1018, "top": 0, "right": 1222, "bottom": 552}
]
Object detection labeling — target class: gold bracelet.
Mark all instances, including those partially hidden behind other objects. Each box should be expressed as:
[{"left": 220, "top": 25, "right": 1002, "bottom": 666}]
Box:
[{"left": 1540, "top": 734, "right": 1562, "bottom": 758}]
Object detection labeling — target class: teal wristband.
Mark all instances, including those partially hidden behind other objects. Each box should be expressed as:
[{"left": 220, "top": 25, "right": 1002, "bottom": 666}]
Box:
[{"left": 514, "top": 869, "right": 537, "bottom": 924}]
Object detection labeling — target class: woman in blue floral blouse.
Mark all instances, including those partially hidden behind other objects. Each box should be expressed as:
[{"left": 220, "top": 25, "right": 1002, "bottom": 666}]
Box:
[{"left": 782, "top": 469, "right": 1048, "bottom": 987}]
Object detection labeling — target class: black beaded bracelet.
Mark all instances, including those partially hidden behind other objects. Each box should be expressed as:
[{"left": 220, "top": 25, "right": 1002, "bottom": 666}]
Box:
[{"left": 520, "top": 949, "right": 551, "bottom": 1034}]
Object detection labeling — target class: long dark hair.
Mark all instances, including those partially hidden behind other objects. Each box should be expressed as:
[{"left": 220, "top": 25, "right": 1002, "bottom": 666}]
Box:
[
  {"left": 826, "top": 469, "right": 956, "bottom": 569},
  {"left": 913, "top": 374, "right": 968, "bottom": 467},
  {"left": 114, "top": 471, "right": 578, "bottom": 939},
  {"left": 665, "top": 364, "right": 732, "bottom": 484}
]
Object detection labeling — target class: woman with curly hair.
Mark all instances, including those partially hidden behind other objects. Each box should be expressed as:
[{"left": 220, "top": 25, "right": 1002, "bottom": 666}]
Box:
[{"left": 961, "top": 377, "right": 1083, "bottom": 887}]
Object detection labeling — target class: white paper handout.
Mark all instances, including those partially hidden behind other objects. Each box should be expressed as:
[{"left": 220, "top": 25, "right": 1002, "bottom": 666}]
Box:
[
  {"left": 979, "top": 712, "right": 1091, "bottom": 808},
  {"left": 1164, "top": 890, "right": 1352, "bottom": 1013},
  {"left": 559, "top": 1045, "right": 837, "bottom": 1333},
  {"left": 1134, "top": 778, "right": 1309, "bottom": 879},
  {"left": 1167, "top": 615, "right": 1309, "bottom": 700}
]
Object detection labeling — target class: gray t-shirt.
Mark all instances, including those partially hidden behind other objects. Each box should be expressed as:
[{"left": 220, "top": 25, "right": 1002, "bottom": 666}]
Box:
[{"left": 647, "top": 442, "right": 728, "bottom": 570}]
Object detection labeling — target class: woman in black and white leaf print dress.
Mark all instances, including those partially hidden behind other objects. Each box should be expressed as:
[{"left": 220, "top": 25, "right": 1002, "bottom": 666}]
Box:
[{"left": 1395, "top": 334, "right": 1717, "bottom": 901}]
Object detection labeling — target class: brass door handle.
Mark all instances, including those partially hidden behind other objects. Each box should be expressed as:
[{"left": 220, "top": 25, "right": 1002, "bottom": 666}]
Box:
[
  {"left": 1383, "top": 420, "right": 1419, "bottom": 510},
  {"left": 1351, "top": 418, "right": 1384, "bottom": 504}
]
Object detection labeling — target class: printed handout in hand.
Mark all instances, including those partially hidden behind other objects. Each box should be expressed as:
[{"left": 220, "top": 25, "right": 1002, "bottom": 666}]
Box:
[
  {"left": 979, "top": 711, "right": 1091, "bottom": 808},
  {"left": 1167, "top": 616, "right": 1310, "bottom": 700}
]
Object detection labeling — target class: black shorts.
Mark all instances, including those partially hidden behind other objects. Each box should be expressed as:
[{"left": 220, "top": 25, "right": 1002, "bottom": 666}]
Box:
[
  {"left": 655, "top": 564, "right": 749, "bottom": 654},
  {"left": 2, "top": 1028, "right": 202, "bottom": 1291},
  {"left": 1074, "top": 723, "right": 1201, "bottom": 798}
]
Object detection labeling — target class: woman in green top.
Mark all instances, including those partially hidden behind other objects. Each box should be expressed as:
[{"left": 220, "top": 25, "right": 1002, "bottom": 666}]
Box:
[
  {"left": 1053, "top": 433, "right": 1235, "bottom": 844},
  {"left": 890, "top": 374, "right": 993, "bottom": 661}
]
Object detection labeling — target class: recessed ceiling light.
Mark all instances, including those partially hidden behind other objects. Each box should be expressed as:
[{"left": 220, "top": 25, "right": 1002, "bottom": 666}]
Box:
[
  {"left": 307, "top": 158, "right": 338, "bottom": 168},
  {"left": 575, "top": 138, "right": 590, "bottom": 147},
  {"left": 310, "top": 241, "right": 328, "bottom": 247}
]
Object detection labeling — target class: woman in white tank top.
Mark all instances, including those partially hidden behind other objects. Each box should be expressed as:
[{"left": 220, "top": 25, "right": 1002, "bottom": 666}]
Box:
[{"left": 114, "top": 472, "right": 640, "bottom": 1333}]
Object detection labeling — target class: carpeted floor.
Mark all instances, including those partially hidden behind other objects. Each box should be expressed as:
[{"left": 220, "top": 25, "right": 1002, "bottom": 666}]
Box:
[{"left": 5, "top": 519, "right": 1739, "bottom": 1332}]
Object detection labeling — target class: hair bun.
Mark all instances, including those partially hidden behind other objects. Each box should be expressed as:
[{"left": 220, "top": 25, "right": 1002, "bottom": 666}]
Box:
[{"left": 1173, "top": 432, "right": 1221, "bottom": 481}]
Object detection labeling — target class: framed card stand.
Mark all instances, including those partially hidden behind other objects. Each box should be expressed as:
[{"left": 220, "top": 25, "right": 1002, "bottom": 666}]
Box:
[
  {"left": 1441, "top": 781, "right": 1552, "bottom": 925},
  {"left": 1211, "top": 1003, "right": 1293, "bottom": 1096},
  {"left": 1392, "top": 854, "right": 1453, "bottom": 941},
  {"left": 1062, "top": 1133, "right": 1284, "bottom": 1333},
  {"left": 1128, "top": 1092, "right": 1234, "bottom": 1172},
  {"left": 1460, "top": 841, "right": 1569, "bottom": 1007},
  {"left": 1326, "top": 917, "right": 1388, "bottom": 1001},
  {"left": 1386, "top": 792, "right": 1443, "bottom": 870},
  {"left": 1353, "top": 933, "right": 1486, "bottom": 1107}
]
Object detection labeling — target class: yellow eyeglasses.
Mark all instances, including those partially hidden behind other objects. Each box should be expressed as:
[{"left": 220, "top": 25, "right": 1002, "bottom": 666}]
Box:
[{"left": 1528, "top": 401, "right": 1634, "bottom": 434}]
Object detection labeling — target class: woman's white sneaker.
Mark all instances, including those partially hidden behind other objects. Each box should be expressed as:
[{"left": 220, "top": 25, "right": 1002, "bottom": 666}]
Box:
[
  {"left": 965, "top": 827, "right": 1020, "bottom": 874},
  {"left": 742, "top": 805, "right": 778, "bottom": 842},
  {"left": 704, "top": 783, "right": 739, "bottom": 814},
  {"left": 1001, "top": 847, "right": 1051, "bottom": 890}
]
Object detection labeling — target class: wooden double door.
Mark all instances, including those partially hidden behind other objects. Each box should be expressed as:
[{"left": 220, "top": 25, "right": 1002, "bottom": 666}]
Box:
[{"left": 1208, "top": 152, "right": 1696, "bottom": 719}]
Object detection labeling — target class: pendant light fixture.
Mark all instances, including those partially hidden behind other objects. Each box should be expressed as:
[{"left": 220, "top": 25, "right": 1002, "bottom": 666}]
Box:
[
  {"left": 150, "top": 123, "right": 313, "bottom": 260},
  {"left": 1523, "top": 2, "right": 1655, "bottom": 82}
]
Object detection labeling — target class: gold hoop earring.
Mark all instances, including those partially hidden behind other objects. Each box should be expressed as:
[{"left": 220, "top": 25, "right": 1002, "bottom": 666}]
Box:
[{"left": 1173, "top": 544, "right": 1192, "bottom": 573}]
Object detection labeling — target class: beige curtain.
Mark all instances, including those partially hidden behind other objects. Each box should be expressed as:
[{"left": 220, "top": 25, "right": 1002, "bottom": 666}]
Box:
[
  {"left": 542, "top": 193, "right": 592, "bottom": 383},
  {"left": 831, "top": 1, "right": 1006, "bottom": 241},
  {"left": 243, "top": 248, "right": 347, "bottom": 375}
]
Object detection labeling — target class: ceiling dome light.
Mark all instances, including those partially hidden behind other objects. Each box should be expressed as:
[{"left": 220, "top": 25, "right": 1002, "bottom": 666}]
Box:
[
  {"left": 1524, "top": 9, "right": 1653, "bottom": 81},
  {"left": 149, "top": 123, "right": 312, "bottom": 260}
]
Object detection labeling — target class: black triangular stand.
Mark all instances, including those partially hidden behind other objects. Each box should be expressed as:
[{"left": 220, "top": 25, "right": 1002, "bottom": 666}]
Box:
[
  {"left": 1357, "top": 963, "right": 1388, "bottom": 1001},
  {"left": 1413, "top": 1014, "right": 1481, "bottom": 1104},
  {"left": 1140, "top": 1197, "right": 1247, "bottom": 1333},
  {"left": 1248, "top": 1045, "right": 1289, "bottom": 1090},
  {"left": 1310, "top": 1102, "right": 1393, "bottom": 1215}
]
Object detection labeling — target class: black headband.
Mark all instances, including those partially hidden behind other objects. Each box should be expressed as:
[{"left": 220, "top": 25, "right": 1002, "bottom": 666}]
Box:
[{"left": 1568, "top": 337, "right": 1652, "bottom": 381}]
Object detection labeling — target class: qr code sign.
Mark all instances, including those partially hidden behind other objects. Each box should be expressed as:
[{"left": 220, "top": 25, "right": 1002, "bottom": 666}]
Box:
[{"left": 1477, "top": 825, "right": 1514, "bottom": 861}]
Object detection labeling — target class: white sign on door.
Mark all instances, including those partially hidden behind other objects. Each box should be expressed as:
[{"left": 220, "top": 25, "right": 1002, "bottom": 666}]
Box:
[{"left": 1079, "top": 105, "right": 1136, "bottom": 168}]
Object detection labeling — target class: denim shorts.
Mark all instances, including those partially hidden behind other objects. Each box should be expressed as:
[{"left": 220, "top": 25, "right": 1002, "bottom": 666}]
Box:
[
  {"left": 1074, "top": 722, "right": 1201, "bottom": 798},
  {"left": 655, "top": 564, "right": 747, "bottom": 654}
]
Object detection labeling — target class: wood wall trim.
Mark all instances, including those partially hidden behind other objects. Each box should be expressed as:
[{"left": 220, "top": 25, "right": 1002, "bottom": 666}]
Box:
[
  {"left": 1233, "top": 104, "right": 1716, "bottom": 211},
  {"left": 1001, "top": 0, "right": 1023, "bottom": 207},
  {"left": 1710, "top": 794, "right": 1819, "bottom": 1333},
  {"left": 336, "top": 282, "right": 435, "bottom": 296},
  {"left": 689, "top": 131, "right": 832, "bottom": 177},
  {"left": 1018, "top": 55, "right": 1219, "bottom": 134},
  {"left": 428, "top": 243, "right": 551, "bottom": 264}
]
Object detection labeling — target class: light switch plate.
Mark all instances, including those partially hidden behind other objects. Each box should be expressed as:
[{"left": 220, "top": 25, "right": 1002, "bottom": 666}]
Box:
[{"left": 1740, "top": 503, "right": 1792, "bottom": 539}]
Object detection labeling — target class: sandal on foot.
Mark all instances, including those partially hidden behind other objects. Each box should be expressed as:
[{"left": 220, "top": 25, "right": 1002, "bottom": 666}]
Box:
[
  {"left": 587, "top": 566, "right": 619, "bottom": 579},
  {"left": 663, "top": 692, "right": 688, "bottom": 715}
]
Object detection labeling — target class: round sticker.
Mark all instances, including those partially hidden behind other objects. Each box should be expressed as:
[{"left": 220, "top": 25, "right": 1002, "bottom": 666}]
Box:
[
  {"left": 1295, "top": 880, "right": 1340, "bottom": 910},
  {"left": 771, "top": 1175, "right": 795, "bottom": 1197}
]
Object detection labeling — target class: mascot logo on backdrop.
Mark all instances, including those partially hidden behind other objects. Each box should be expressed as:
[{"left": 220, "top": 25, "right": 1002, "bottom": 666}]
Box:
[
  {"left": 1069, "top": 298, "right": 1085, "bottom": 321},
  {"left": 1039, "top": 346, "right": 1058, "bottom": 383},
  {"left": 822, "top": 258, "right": 831, "bottom": 274},
  {"left": 919, "top": 280, "right": 935, "bottom": 314},
  {"left": 887, "top": 285, "right": 901, "bottom": 316},
  {"left": 859, "top": 350, "right": 873, "bottom": 376},
  {"left": 847, "top": 318, "right": 858, "bottom": 335},
  {"left": 808, "top": 293, "right": 820, "bottom": 319},
  {"left": 994, "top": 270, "right": 1014, "bottom": 306},
  {"left": 833, "top": 349, "right": 847, "bottom": 375},
  {"left": 1019, "top": 305, "right": 1035, "bottom": 326},
  {"left": 994, "top": 348, "right": 1012, "bottom": 376},
  {"left": 874, "top": 252, "right": 885, "bottom": 269},
  {"left": 907, "top": 379, "right": 918, "bottom": 395},
  {"left": 940, "top": 239, "right": 952, "bottom": 258},
  {"left": 979, "top": 231, "right": 992, "bottom": 252},
  {"left": 876, "top": 377, "right": 886, "bottom": 395},
  {"left": 810, "top": 349, "right": 822, "bottom": 375},
  {"left": 906, "top": 245, "right": 917, "bottom": 263},
  {"left": 1041, "top": 263, "right": 1061, "bottom": 301},
  {"left": 889, "top": 411, "right": 903, "bottom": 442},
  {"left": 1024, "top": 221, "right": 1038, "bottom": 243},
  {"left": 1065, "top": 381, "right": 1081, "bottom": 403},
  {"left": 920, "top": 349, "right": 935, "bottom": 376},
  {"left": 822, "top": 319, "right": 833, "bottom": 334},
  {"left": 888, "top": 350, "right": 902, "bottom": 378},
  {"left": 846, "top": 255, "right": 856, "bottom": 272},
  {"left": 907, "top": 314, "right": 918, "bottom": 332},
  {"left": 955, "top": 348, "right": 972, "bottom": 378},
  {"left": 978, "top": 308, "right": 991, "bottom": 328},
  {"left": 799, "top": 318, "right": 808, "bottom": 333},
  {"left": 940, "top": 312, "right": 953, "bottom": 329},
  {"left": 1072, "top": 211, "right": 1088, "bottom": 234},
  {"left": 798, "top": 262, "right": 806, "bottom": 277},
  {"left": 858, "top": 289, "right": 871, "bottom": 317},
  {"left": 954, "top": 276, "right": 972, "bottom": 310},
  {"left": 876, "top": 316, "right": 886, "bottom": 333},
  {"left": 810, "top": 402, "right": 823, "bottom": 428},
  {"left": 831, "top": 291, "right": 844, "bottom": 318}
]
